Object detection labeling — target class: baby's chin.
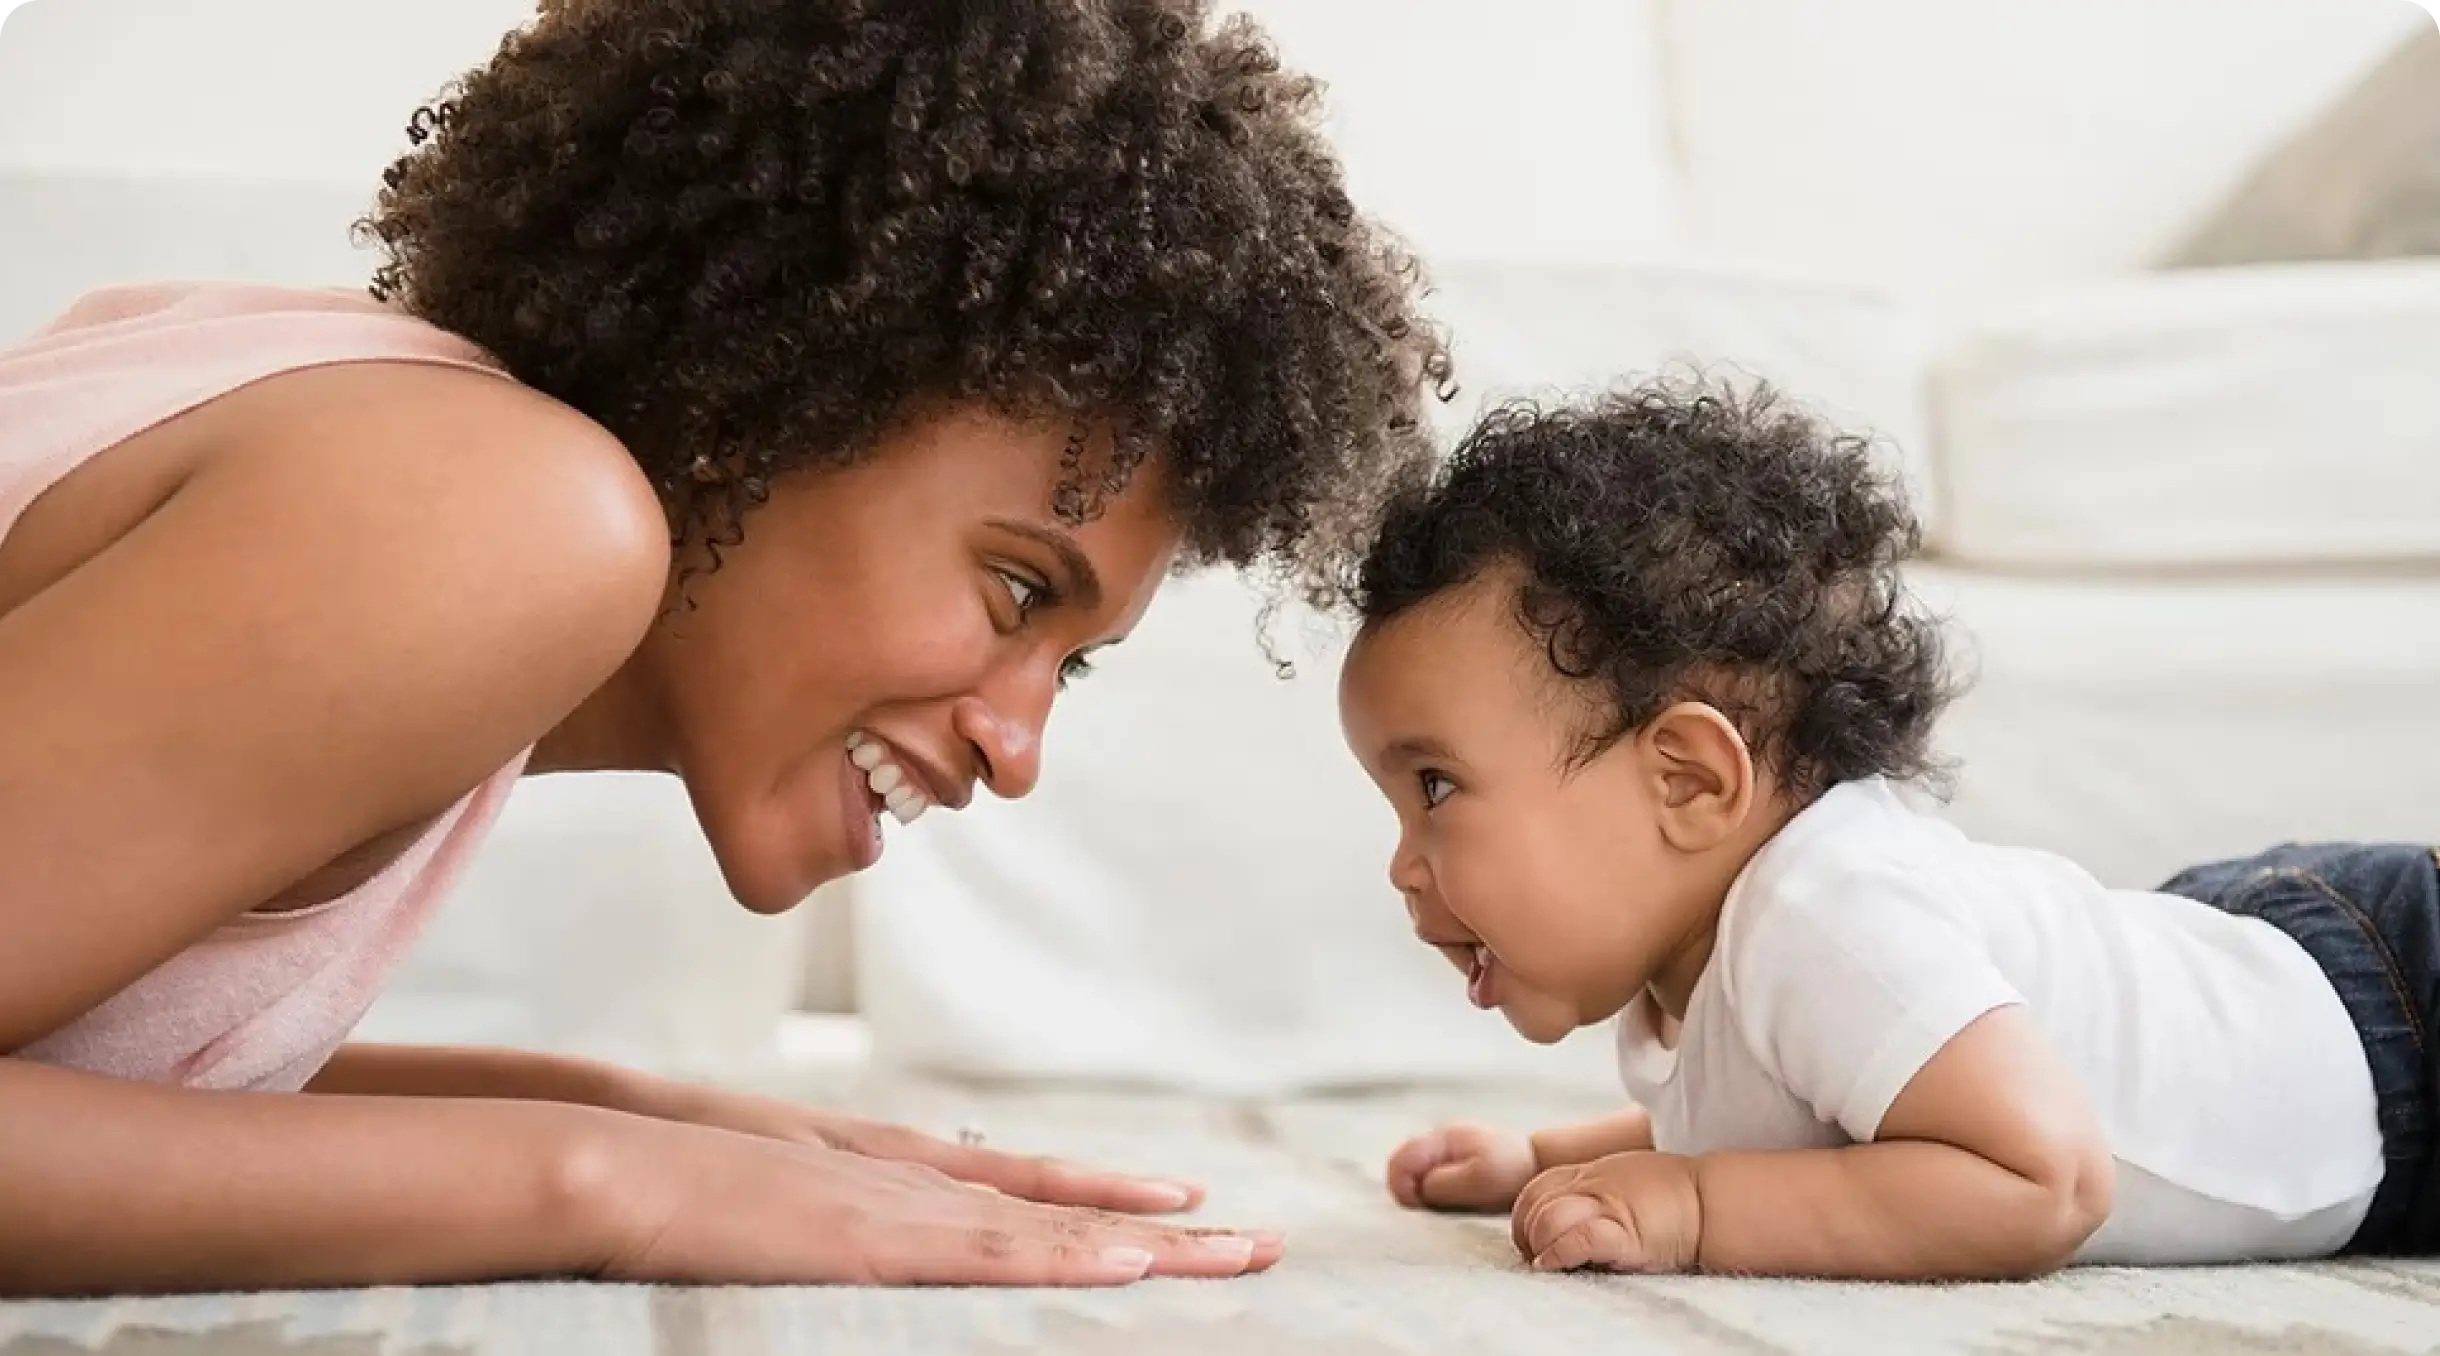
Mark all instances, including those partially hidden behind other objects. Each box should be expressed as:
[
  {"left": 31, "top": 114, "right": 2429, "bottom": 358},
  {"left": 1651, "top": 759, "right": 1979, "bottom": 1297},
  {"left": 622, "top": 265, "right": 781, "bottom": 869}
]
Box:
[
  {"left": 1498, "top": 997, "right": 1588, "bottom": 1046},
  {"left": 1499, "top": 985, "right": 1634, "bottom": 1046}
]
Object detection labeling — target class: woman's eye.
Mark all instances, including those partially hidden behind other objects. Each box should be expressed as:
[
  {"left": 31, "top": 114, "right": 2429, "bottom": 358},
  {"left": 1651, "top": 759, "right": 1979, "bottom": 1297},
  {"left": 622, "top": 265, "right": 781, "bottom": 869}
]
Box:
[
  {"left": 998, "top": 569, "right": 1046, "bottom": 617},
  {"left": 1057, "top": 652, "right": 1097, "bottom": 689},
  {"left": 1419, "top": 770, "right": 1454, "bottom": 808}
]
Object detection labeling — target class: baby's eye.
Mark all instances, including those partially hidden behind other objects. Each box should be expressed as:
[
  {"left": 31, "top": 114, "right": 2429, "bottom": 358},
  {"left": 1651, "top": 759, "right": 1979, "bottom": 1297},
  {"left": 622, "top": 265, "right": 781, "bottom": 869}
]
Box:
[
  {"left": 1057, "top": 652, "right": 1097, "bottom": 689},
  {"left": 1418, "top": 770, "right": 1454, "bottom": 808}
]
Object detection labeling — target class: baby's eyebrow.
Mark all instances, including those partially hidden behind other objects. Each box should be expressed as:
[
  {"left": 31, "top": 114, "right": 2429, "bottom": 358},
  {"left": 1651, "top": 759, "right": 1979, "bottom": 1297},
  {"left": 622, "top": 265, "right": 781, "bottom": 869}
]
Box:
[{"left": 1383, "top": 735, "right": 1458, "bottom": 764}]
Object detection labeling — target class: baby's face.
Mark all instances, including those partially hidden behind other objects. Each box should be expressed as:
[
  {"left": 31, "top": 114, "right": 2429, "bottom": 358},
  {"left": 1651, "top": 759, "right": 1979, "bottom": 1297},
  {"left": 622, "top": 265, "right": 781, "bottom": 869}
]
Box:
[{"left": 1338, "top": 571, "right": 1715, "bottom": 1045}]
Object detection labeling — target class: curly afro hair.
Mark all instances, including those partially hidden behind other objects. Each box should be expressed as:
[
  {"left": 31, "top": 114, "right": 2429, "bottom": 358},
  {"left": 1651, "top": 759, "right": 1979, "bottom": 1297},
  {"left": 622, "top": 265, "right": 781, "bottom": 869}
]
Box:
[
  {"left": 361, "top": 0, "right": 1449, "bottom": 603},
  {"left": 1355, "top": 380, "right": 1958, "bottom": 800}
]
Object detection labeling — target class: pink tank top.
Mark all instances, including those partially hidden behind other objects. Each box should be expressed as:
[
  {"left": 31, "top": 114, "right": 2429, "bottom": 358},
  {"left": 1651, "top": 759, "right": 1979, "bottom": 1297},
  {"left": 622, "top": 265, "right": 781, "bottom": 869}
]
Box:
[{"left": 2, "top": 282, "right": 533, "bottom": 1093}]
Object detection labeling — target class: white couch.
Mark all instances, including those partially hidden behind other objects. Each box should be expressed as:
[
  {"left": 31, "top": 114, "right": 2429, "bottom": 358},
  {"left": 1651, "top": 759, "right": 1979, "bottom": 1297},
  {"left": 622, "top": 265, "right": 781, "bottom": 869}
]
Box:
[{"left": 4, "top": 0, "right": 2435, "bottom": 1090}]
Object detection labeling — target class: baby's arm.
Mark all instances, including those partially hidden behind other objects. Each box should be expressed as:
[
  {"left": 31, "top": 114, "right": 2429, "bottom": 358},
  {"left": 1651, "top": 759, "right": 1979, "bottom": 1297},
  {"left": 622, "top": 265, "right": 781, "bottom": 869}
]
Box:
[
  {"left": 1513, "top": 1005, "right": 2114, "bottom": 1279},
  {"left": 1530, "top": 1108, "right": 1654, "bottom": 1169},
  {"left": 1388, "top": 1109, "right": 1651, "bottom": 1213}
]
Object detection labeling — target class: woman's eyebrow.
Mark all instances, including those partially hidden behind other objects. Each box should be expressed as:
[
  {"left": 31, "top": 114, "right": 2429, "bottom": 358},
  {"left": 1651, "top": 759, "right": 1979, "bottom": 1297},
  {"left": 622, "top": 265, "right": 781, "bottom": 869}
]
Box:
[{"left": 987, "top": 518, "right": 1102, "bottom": 609}]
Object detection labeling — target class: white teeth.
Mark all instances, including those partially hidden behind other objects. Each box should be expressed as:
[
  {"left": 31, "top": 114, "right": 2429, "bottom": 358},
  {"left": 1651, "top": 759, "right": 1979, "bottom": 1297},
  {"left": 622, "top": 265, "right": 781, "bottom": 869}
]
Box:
[{"left": 849, "top": 731, "right": 934, "bottom": 828}]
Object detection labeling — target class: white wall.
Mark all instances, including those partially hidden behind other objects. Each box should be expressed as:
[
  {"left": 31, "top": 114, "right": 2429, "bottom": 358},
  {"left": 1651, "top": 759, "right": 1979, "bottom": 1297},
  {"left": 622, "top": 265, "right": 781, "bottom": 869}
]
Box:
[
  {"left": 0, "top": 0, "right": 535, "bottom": 179},
  {"left": 1226, "top": 0, "right": 1681, "bottom": 266},
  {"left": 0, "top": 0, "right": 1683, "bottom": 272}
]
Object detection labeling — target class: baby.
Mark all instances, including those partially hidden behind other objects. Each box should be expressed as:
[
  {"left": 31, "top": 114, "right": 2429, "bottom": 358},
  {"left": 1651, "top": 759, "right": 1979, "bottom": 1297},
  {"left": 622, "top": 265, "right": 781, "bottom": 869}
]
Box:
[{"left": 1335, "top": 382, "right": 2439, "bottom": 1279}]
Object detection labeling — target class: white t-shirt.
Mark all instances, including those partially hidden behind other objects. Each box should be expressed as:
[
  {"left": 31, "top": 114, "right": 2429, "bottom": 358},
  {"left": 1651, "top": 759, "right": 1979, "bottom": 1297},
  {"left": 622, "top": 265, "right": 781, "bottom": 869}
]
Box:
[{"left": 1615, "top": 778, "right": 2384, "bottom": 1265}]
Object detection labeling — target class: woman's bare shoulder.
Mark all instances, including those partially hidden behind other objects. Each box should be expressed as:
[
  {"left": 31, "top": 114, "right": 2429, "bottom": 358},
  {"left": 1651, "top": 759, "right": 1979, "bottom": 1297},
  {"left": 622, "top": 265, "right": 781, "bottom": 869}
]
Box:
[
  {"left": 0, "top": 360, "right": 673, "bottom": 1045},
  {"left": 205, "top": 357, "right": 675, "bottom": 745}
]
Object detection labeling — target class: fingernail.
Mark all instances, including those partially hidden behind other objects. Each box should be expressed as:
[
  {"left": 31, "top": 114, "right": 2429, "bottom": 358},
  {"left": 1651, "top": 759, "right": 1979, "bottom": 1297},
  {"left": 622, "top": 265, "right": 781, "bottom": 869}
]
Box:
[
  {"left": 1146, "top": 1184, "right": 1195, "bottom": 1210},
  {"left": 1197, "top": 1236, "right": 1257, "bottom": 1263},
  {"left": 1100, "top": 1247, "right": 1155, "bottom": 1277}
]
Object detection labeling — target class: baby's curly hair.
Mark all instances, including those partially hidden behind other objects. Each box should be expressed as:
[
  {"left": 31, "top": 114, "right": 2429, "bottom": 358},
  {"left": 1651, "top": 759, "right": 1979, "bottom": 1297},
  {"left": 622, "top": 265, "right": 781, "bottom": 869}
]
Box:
[
  {"left": 1356, "top": 380, "right": 1958, "bottom": 800},
  {"left": 361, "top": 0, "right": 1447, "bottom": 601}
]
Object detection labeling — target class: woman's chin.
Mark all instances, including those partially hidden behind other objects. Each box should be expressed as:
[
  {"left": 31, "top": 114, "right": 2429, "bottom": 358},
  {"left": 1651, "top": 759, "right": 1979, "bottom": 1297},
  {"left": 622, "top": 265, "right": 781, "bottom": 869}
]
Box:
[{"left": 707, "top": 818, "right": 842, "bottom": 915}]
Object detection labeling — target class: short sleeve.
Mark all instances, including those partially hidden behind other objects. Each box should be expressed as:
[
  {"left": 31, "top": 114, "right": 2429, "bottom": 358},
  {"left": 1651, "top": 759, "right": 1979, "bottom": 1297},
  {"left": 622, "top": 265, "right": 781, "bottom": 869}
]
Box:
[{"left": 1719, "top": 865, "right": 2024, "bottom": 1143}]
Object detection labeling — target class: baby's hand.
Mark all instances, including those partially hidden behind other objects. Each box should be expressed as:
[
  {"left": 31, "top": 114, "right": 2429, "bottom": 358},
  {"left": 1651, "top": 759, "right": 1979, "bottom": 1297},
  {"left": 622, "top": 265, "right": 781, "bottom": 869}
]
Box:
[
  {"left": 1511, "top": 1151, "right": 1702, "bottom": 1274},
  {"left": 1385, "top": 1123, "right": 1539, "bottom": 1213}
]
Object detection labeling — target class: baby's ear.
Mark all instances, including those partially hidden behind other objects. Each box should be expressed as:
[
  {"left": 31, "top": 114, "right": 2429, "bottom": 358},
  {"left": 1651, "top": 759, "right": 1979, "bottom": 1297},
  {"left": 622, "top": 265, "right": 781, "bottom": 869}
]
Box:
[{"left": 1643, "top": 703, "right": 1755, "bottom": 852}]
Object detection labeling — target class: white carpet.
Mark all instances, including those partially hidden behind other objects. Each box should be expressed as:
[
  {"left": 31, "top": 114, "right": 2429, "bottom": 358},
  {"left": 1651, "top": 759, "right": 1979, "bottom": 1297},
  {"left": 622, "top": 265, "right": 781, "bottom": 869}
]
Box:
[{"left": 5, "top": 1075, "right": 2437, "bottom": 1355}]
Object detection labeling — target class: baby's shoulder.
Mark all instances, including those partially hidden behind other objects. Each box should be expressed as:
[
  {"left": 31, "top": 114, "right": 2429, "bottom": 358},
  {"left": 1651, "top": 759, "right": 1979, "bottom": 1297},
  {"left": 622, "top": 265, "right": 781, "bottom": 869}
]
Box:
[{"left": 1730, "top": 780, "right": 1966, "bottom": 925}]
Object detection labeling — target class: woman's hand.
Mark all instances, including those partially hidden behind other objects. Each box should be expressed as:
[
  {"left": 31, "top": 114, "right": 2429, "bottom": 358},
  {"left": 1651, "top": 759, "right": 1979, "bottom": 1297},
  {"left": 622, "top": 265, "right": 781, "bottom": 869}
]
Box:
[
  {"left": 584, "top": 1112, "right": 1281, "bottom": 1286},
  {"left": 310, "top": 1045, "right": 1211, "bottom": 1218},
  {"left": 649, "top": 1082, "right": 1208, "bottom": 1216}
]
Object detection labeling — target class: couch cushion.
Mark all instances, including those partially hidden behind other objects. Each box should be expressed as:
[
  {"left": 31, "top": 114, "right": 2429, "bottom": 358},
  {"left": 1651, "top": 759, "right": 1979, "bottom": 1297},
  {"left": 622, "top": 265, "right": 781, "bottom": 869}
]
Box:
[
  {"left": 1426, "top": 260, "right": 1938, "bottom": 533},
  {"left": 1921, "top": 565, "right": 2440, "bottom": 891},
  {"left": 2167, "top": 24, "right": 2440, "bottom": 267},
  {"left": 1928, "top": 261, "right": 2440, "bottom": 568}
]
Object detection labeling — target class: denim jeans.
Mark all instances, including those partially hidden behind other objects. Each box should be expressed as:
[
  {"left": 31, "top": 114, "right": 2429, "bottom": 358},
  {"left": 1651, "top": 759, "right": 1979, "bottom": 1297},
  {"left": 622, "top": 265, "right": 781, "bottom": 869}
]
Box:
[{"left": 2158, "top": 843, "right": 2440, "bottom": 1255}]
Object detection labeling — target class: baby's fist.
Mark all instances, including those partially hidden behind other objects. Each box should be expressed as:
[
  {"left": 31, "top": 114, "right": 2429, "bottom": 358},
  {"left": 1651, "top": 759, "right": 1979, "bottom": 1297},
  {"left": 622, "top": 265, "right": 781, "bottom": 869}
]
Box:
[
  {"left": 1386, "top": 1124, "right": 1539, "bottom": 1213},
  {"left": 1511, "top": 1152, "right": 1702, "bottom": 1274}
]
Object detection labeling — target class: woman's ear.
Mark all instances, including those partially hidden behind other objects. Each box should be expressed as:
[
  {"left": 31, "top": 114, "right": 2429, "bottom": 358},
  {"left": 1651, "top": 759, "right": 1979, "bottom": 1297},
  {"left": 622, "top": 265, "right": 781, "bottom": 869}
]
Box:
[{"left": 1641, "top": 702, "right": 1756, "bottom": 853}]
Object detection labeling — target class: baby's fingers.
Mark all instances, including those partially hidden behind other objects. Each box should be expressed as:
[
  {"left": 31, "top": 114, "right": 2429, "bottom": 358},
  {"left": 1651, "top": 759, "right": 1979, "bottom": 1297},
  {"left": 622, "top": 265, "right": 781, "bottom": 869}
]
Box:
[
  {"left": 1532, "top": 1211, "right": 1639, "bottom": 1274},
  {"left": 1518, "top": 1192, "right": 1605, "bottom": 1262},
  {"left": 1386, "top": 1132, "right": 1451, "bottom": 1208},
  {"left": 1417, "top": 1157, "right": 1508, "bottom": 1212}
]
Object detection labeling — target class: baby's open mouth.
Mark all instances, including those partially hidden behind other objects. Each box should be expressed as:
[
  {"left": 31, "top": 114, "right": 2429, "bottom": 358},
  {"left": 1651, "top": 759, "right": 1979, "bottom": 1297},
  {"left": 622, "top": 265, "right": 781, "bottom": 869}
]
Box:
[{"left": 1466, "top": 944, "right": 1496, "bottom": 1010}]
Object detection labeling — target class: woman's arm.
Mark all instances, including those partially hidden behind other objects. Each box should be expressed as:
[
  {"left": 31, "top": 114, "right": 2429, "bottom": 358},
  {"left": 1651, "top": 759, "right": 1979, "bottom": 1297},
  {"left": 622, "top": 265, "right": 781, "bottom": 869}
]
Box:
[
  {"left": 0, "top": 1056, "right": 619, "bottom": 1295},
  {"left": 307, "top": 1044, "right": 1219, "bottom": 1217},
  {"left": 0, "top": 1054, "right": 1282, "bottom": 1296},
  {"left": 305, "top": 1044, "right": 678, "bottom": 1114}
]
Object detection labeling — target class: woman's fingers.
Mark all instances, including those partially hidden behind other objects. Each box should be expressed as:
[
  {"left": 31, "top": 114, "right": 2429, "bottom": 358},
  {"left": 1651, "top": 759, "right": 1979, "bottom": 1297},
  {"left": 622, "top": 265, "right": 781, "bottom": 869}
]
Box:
[
  {"left": 1009, "top": 1201, "right": 1285, "bottom": 1278},
  {"left": 861, "top": 1141, "right": 1279, "bottom": 1279},
  {"left": 860, "top": 1223, "right": 1159, "bottom": 1288},
  {"left": 943, "top": 1144, "right": 1205, "bottom": 1214},
  {"left": 854, "top": 1124, "right": 1206, "bottom": 1214},
  {"left": 873, "top": 1208, "right": 1287, "bottom": 1288}
]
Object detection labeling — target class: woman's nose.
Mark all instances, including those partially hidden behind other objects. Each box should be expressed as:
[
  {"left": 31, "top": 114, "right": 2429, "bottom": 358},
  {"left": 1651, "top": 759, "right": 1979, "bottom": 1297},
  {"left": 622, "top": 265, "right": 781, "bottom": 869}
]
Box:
[{"left": 952, "top": 670, "right": 1052, "bottom": 800}]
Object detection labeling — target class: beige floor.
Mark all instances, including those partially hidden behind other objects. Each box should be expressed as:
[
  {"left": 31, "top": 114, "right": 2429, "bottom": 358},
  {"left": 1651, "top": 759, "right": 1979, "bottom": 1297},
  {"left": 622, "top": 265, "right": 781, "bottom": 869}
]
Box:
[{"left": 5, "top": 1075, "right": 2438, "bottom": 1356}]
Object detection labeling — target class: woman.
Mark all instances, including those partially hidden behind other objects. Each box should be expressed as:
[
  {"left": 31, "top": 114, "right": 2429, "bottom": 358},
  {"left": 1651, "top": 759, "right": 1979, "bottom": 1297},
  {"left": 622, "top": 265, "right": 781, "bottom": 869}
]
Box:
[{"left": 0, "top": 0, "right": 1444, "bottom": 1293}]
